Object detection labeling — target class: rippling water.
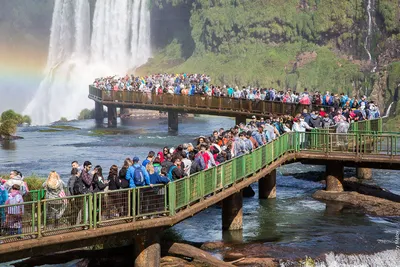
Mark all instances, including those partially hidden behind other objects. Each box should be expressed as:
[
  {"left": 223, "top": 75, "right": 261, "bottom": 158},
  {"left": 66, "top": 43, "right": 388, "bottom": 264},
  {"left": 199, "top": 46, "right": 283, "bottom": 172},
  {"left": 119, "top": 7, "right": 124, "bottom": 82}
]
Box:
[{"left": 1, "top": 116, "right": 399, "bottom": 266}]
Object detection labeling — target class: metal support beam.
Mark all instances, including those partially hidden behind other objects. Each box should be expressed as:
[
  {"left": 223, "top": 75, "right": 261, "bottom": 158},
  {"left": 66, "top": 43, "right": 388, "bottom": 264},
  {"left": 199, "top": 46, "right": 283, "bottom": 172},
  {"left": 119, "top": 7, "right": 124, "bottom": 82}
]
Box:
[
  {"left": 95, "top": 102, "right": 103, "bottom": 125},
  {"left": 258, "top": 170, "right": 276, "bottom": 199},
  {"left": 107, "top": 106, "right": 117, "bottom": 127},
  {"left": 222, "top": 191, "right": 243, "bottom": 231},
  {"left": 168, "top": 111, "right": 179, "bottom": 132},
  {"left": 235, "top": 115, "right": 247, "bottom": 126}
]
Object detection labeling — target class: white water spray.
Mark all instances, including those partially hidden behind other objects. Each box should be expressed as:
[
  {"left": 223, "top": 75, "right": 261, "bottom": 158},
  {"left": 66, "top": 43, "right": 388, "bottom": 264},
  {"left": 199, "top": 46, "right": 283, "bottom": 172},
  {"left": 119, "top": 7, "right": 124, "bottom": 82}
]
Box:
[
  {"left": 316, "top": 249, "right": 400, "bottom": 267},
  {"left": 384, "top": 101, "right": 394, "bottom": 117},
  {"left": 24, "top": 0, "right": 151, "bottom": 125},
  {"left": 364, "top": 0, "right": 373, "bottom": 62}
]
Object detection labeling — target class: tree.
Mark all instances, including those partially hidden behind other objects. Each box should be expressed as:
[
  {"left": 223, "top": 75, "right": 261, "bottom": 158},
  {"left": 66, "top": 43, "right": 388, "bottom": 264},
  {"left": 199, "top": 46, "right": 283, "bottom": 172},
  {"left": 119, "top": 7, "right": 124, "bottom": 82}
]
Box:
[
  {"left": 0, "top": 119, "right": 17, "bottom": 137},
  {"left": 78, "top": 109, "right": 95, "bottom": 120},
  {"left": 0, "top": 110, "right": 31, "bottom": 139}
]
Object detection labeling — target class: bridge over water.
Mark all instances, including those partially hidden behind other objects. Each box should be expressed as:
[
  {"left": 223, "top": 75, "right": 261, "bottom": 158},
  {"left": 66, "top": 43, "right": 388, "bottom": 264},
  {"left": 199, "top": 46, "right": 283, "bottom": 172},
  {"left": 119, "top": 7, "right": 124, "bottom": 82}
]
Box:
[
  {"left": 0, "top": 116, "right": 399, "bottom": 265},
  {"left": 88, "top": 86, "right": 326, "bottom": 130}
]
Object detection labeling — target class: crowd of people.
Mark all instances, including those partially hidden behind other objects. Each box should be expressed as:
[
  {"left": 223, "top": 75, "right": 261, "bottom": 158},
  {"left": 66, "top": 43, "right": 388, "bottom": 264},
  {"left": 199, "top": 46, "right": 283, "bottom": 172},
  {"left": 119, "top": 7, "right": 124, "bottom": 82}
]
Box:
[
  {"left": 0, "top": 96, "right": 381, "bottom": 236},
  {"left": 93, "top": 73, "right": 381, "bottom": 115}
]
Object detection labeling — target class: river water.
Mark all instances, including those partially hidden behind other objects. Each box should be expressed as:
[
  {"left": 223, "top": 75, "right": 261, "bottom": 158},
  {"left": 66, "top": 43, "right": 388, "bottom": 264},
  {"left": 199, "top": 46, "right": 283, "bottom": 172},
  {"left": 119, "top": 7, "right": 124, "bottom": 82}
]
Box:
[{"left": 1, "top": 116, "right": 399, "bottom": 266}]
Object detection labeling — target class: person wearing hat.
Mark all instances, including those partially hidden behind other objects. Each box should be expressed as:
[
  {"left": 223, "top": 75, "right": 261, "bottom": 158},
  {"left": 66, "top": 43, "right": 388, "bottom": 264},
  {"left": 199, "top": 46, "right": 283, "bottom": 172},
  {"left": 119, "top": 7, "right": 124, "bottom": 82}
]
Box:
[{"left": 126, "top": 157, "right": 151, "bottom": 188}]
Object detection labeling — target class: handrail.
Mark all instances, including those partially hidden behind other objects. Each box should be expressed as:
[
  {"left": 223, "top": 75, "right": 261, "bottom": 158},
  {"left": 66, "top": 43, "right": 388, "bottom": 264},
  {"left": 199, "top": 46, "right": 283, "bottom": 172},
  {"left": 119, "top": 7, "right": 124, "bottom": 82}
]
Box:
[
  {"left": 89, "top": 85, "right": 328, "bottom": 116},
  {"left": 2, "top": 118, "right": 396, "bottom": 244}
]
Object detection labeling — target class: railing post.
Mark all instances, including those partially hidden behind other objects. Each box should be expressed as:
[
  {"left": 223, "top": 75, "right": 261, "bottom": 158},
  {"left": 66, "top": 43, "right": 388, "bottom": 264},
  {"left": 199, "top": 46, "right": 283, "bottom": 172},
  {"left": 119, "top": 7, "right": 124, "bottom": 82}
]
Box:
[
  {"left": 89, "top": 194, "right": 93, "bottom": 229},
  {"left": 132, "top": 189, "right": 136, "bottom": 220},
  {"left": 93, "top": 193, "right": 97, "bottom": 228},
  {"left": 37, "top": 199, "right": 42, "bottom": 238},
  {"left": 168, "top": 183, "right": 176, "bottom": 216}
]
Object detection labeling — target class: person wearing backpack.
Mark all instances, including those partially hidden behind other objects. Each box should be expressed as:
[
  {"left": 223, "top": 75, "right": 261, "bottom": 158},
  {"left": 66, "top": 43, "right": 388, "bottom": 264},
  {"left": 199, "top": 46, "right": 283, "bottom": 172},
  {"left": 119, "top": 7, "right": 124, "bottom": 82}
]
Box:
[
  {"left": 126, "top": 157, "right": 151, "bottom": 188},
  {"left": 168, "top": 157, "right": 187, "bottom": 181}
]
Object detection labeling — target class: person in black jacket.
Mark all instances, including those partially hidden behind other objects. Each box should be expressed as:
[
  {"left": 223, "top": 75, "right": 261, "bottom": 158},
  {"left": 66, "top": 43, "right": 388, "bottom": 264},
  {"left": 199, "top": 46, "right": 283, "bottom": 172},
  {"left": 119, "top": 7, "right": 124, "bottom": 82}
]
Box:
[
  {"left": 107, "top": 165, "right": 120, "bottom": 190},
  {"left": 107, "top": 165, "right": 121, "bottom": 219},
  {"left": 118, "top": 158, "right": 132, "bottom": 189},
  {"left": 171, "top": 158, "right": 187, "bottom": 180},
  {"left": 92, "top": 166, "right": 108, "bottom": 193}
]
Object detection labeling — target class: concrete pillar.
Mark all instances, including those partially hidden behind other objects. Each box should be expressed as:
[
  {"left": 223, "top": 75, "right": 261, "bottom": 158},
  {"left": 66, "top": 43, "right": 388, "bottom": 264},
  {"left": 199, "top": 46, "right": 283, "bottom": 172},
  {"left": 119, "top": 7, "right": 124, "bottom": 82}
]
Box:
[
  {"left": 134, "top": 230, "right": 161, "bottom": 267},
  {"left": 107, "top": 106, "right": 117, "bottom": 127},
  {"left": 258, "top": 170, "right": 276, "bottom": 199},
  {"left": 235, "top": 115, "right": 247, "bottom": 126},
  {"left": 168, "top": 111, "right": 179, "bottom": 132},
  {"left": 95, "top": 102, "right": 103, "bottom": 125},
  {"left": 222, "top": 191, "right": 243, "bottom": 231},
  {"left": 356, "top": 167, "right": 372, "bottom": 180},
  {"left": 222, "top": 229, "right": 243, "bottom": 243},
  {"left": 325, "top": 162, "right": 344, "bottom": 192}
]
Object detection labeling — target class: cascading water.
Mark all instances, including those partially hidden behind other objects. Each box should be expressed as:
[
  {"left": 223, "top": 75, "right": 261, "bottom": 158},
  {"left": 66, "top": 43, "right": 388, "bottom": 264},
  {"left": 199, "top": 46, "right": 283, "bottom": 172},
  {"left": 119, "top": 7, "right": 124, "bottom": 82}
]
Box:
[
  {"left": 364, "top": 0, "right": 377, "bottom": 74},
  {"left": 364, "top": 0, "right": 373, "bottom": 62},
  {"left": 24, "top": 0, "right": 151, "bottom": 125}
]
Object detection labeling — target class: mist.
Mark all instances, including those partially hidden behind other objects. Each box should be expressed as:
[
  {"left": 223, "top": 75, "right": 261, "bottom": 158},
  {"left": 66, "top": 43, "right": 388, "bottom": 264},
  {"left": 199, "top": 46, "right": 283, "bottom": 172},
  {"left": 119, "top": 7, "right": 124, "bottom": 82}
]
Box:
[{"left": 0, "top": 0, "right": 53, "bottom": 113}]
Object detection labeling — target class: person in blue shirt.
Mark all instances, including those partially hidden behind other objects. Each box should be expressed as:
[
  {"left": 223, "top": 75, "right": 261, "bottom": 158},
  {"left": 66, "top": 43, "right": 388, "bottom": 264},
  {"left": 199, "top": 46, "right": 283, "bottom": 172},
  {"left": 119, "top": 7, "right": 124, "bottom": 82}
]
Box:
[
  {"left": 126, "top": 157, "right": 151, "bottom": 188},
  {"left": 147, "top": 164, "right": 170, "bottom": 185},
  {"left": 142, "top": 151, "right": 155, "bottom": 168}
]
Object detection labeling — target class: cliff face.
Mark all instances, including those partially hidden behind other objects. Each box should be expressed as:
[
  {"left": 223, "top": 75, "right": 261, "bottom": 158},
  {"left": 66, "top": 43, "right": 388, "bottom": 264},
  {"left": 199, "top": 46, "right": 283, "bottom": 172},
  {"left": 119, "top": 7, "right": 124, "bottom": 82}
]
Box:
[{"left": 142, "top": 0, "right": 400, "bottom": 114}]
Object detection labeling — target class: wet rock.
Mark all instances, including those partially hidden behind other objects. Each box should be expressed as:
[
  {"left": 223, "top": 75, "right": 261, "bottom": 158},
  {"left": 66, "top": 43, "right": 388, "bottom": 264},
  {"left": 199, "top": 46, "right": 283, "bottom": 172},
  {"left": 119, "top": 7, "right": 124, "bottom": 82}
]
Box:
[
  {"left": 161, "top": 256, "right": 199, "bottom": 266},
  {"left": 224, "top": 251, "right": 246, "bottom": 261},
  {"left": 233, "top": 257, "right": 277, "bottom": 267},
  {"left": 201, "top": 241, "right": 226, "bottom": 250},
  {"left": 343, "top": 178, "right": 400, "bottom": 203},
  {"left": 313, "top": 190, "right": 400, "bottom": 216}
]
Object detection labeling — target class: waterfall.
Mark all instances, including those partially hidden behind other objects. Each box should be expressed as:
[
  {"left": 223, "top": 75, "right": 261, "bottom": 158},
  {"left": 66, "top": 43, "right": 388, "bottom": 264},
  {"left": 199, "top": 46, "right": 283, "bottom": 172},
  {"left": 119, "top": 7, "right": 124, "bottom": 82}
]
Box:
[
  {"left": 384, "top": 102, "right": 394, "bottom": 117},
  {"left": 24, "top": 0, "right": 151, "bottom": 125},
  {"left": 364, "top": 0, "right": 373, "bottom": 62}
]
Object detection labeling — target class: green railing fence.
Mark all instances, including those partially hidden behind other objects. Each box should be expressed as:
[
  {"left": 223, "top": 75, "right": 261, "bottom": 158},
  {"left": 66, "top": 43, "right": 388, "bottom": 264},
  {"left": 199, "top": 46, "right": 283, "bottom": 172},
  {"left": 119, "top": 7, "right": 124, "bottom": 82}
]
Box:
[{"left": 2, "top": 118, "right": 398, "bottom": 244}]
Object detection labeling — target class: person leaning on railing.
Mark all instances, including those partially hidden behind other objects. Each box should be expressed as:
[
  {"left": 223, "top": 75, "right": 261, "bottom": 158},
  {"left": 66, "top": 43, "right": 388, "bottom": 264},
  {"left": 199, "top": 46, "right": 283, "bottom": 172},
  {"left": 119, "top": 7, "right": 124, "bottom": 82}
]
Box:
[{"left": 42, "top": 171, "right": 67, "bottom": 227}]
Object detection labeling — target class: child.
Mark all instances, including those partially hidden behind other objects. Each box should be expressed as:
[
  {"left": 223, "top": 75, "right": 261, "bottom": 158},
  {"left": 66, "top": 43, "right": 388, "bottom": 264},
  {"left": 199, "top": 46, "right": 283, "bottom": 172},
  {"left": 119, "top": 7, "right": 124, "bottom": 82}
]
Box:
[{"left": 5, "top": 184, "right": 24, "bottom": 235}]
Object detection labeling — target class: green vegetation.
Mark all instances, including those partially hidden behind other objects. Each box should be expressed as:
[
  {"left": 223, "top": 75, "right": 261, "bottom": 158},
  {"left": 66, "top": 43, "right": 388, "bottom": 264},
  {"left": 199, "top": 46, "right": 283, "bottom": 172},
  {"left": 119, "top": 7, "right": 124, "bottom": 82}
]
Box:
[
  {"left": 89, "top": 128, "right": 147, "bottom": 136},
  {"left": 23, "top": 175, "right": 46, "bottom": 190},
  {"left": 0, "top": 174, "right": 45, "bottom": 191},
  {"left": 59, "top": 117, "right": 68, "bottom": 122},
  {"left": 142, "top": 0, "right": 400, "bottom": 98},
  {"left": 39, "top": 125, "right": 80, "bottom": 132},
  {"left": 0, "top": 110, "right": 31, "bottom": 138},
  {"left": 78, "top": 108, "right": 95, "bottom": 120}
]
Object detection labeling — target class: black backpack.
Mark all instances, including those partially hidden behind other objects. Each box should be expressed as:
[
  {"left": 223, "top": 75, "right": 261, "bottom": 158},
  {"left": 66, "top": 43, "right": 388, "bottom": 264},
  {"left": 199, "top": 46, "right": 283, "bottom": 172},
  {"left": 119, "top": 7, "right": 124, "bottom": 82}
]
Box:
[
  {"left": 73, "top": 173, "right": 86, "bottom": 195},
  {"left": 119, "top": 177, "right": 129, "bottom": 189}
]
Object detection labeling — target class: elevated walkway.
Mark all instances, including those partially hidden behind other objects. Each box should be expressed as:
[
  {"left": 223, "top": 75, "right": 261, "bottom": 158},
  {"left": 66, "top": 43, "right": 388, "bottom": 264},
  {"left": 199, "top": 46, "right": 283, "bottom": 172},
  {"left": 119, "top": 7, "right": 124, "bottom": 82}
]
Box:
[{"left": 1, "top": 118, "right": 399, "bottom": 263}]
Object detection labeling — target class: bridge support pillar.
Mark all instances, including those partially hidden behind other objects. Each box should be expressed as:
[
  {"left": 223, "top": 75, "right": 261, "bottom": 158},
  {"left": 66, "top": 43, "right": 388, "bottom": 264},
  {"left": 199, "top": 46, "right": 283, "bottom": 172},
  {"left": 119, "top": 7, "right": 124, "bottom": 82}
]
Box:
[
  {"left": 95, "top": 102, "right": 103, "bottom": 125},
  {"left": 134, "top": 230, "right": 161, "bottom": 267},
  {"left": 258, "top": 170, "right": 277, "bottom": 199},
  {"left": 222, "top": 191, "right": 243, "bottom": 231},
  {"left": 235, "top": 115, "right": 247, "bottom": 126},
  {"left": 325, "top": 162, "right": 344, "bottom": 192},
  {"left": 107, "top": 106, "right": 117, "bottom": 127},
  {"left": 356, "top": 167, "right": 372, "bottom": 180},
  {"left": 168, "top": 111, "right": 179, "bottom": 132}
]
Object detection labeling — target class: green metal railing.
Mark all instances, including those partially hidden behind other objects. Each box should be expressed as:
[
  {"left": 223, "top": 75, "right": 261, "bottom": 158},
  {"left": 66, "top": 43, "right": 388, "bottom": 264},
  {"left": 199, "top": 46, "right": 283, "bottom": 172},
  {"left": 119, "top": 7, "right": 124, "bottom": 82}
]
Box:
[{"left": 2, "top": 118, "right": 398, "bottom": 243}]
